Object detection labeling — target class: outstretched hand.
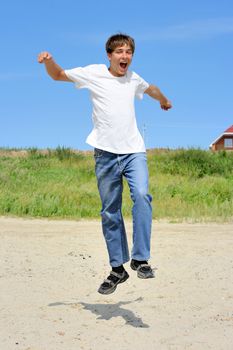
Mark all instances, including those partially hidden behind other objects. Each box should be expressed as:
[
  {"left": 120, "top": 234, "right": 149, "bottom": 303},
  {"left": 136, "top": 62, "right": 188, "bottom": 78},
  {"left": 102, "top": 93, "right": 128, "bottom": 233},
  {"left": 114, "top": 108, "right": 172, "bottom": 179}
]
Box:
[{"left": 37, "top": 51, "right": 53, "bottom": 64}]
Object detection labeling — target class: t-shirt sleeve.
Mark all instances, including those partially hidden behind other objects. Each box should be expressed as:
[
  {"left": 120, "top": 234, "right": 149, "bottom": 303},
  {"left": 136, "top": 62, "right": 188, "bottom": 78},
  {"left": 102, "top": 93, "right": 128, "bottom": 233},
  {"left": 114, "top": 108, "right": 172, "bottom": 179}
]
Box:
[
  {"left": 64, "top": 66, "right": 91, "bottom": 89},
  {"left": 135, "top": 75, "right": 150, "bottom": 100}
]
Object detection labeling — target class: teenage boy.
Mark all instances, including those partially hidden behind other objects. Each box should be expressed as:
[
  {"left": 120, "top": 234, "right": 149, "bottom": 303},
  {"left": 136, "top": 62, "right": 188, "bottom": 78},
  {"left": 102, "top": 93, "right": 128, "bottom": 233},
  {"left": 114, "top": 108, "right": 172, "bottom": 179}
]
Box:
[{"left": 38, "top": 33, "right": 172, "bottom": 295}]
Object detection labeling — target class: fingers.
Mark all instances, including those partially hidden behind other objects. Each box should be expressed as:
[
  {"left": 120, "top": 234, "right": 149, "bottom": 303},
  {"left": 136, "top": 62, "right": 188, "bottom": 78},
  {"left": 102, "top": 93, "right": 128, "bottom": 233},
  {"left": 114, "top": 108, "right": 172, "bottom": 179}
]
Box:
[
  {"left": 161, "top": 102, "right": 172, "bottom": 111},
  {"left": 37, "top": 51, "right": 52, "bottom": 63}
]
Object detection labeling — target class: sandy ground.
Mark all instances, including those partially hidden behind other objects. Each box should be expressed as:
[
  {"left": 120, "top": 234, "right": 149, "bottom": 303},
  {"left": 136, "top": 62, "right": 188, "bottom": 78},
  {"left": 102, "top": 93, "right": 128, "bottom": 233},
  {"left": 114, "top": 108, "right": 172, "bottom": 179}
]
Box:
[{"left": 0, "top": 217, "right": 233, "bottom": 350}]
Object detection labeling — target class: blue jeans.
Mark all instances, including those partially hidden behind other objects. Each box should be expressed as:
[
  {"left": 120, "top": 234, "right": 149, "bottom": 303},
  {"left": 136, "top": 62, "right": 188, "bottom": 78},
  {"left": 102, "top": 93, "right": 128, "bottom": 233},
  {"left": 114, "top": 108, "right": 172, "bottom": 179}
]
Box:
[{"left": 94, "top": 148, "right": 152, "bottom": 267}]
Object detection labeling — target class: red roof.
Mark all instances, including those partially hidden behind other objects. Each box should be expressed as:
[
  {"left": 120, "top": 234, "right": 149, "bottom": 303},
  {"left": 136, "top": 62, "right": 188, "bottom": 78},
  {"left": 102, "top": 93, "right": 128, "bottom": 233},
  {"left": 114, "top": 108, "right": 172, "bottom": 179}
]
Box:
[
  {"left": 224, "top": 125, "right": 233, "bottom": 133},
  {"left": 210, "top": 125, "right": 233, "bottom": 146}
]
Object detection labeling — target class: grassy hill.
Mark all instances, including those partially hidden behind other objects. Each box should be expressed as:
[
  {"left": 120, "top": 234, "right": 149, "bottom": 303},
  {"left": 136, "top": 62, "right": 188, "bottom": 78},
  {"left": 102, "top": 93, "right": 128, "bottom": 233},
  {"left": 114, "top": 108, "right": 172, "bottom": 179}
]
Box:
[{"left": 0, "top": 147, "right": 233, "bottom": 222}]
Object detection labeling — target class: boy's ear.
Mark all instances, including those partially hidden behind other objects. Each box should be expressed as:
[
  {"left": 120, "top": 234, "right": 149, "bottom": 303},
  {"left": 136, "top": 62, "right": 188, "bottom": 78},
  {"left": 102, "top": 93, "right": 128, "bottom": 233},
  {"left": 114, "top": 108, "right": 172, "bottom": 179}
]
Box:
[{"left": 107, "top": 52, "right": 112, "bottom": 61}]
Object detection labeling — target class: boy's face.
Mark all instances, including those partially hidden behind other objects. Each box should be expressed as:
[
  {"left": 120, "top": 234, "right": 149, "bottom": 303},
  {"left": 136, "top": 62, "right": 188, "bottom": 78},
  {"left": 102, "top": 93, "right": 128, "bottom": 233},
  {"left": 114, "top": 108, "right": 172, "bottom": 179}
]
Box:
[{"left": 107, "top": 43, "right": 133, "bottom": 77}]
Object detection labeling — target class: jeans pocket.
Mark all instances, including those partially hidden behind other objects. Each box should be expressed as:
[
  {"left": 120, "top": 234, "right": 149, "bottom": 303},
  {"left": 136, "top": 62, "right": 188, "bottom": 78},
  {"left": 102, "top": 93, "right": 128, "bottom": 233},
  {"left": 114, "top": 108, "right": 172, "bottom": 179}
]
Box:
[{"left": 94, "top": 148, "right": 103, "bottom": 158}]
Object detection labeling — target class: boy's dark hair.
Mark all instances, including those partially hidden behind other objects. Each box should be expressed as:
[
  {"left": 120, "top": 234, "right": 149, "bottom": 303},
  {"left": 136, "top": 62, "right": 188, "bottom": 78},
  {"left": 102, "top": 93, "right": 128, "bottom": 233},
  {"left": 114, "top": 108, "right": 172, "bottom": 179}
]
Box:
[{"left": 105, "top": 34, "right": 135, "bottom": 54}]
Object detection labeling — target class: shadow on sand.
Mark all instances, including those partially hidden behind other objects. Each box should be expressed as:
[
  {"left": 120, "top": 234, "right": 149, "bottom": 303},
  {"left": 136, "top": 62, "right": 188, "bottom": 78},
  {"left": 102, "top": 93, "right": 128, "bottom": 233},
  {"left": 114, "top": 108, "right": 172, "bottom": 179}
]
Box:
[{"left": 48, "top": 297, "right": 149, "bottom": 328}]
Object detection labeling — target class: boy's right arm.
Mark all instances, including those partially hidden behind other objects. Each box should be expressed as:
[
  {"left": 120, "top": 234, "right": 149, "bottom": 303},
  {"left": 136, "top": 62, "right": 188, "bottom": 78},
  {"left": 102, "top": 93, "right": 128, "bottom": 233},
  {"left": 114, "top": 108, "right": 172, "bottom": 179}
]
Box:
[{"left": 37, "top": 51, "right": 71, "bottom": 82}]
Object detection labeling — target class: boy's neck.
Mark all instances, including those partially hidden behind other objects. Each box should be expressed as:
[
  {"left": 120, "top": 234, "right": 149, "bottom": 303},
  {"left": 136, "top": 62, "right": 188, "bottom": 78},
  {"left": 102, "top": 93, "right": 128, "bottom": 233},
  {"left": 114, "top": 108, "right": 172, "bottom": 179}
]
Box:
[{"left": 108, "top": 66, "right": 127, "bottom": 77}]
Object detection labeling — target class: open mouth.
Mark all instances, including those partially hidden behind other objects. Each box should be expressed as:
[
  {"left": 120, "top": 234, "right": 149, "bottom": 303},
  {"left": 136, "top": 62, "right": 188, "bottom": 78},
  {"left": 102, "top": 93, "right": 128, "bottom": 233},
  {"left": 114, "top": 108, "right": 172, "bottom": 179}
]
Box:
[{"left": 120, "top": 62, "right": 127, "bottom": 69}]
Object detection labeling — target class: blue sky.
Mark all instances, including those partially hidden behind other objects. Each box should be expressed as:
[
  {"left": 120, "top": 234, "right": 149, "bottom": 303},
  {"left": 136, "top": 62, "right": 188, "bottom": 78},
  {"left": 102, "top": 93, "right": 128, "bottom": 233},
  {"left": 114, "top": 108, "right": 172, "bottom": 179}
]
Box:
[{"left": 1, "top": 0, "right": 233, "bottom": 150}]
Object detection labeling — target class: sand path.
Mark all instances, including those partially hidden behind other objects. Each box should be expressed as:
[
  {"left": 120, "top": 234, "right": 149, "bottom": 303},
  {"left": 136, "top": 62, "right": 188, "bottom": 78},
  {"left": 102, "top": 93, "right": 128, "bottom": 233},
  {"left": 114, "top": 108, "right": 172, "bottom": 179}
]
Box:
[{"left": 0, "top": 217, "right": 232, "bottom": 350}]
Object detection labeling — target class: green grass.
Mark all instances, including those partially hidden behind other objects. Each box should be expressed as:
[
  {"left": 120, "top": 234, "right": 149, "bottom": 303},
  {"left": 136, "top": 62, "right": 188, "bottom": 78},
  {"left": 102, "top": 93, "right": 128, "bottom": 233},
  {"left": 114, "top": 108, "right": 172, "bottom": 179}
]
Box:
[{"left": 0, "top": 147, "right": 233, "bottom": 222}]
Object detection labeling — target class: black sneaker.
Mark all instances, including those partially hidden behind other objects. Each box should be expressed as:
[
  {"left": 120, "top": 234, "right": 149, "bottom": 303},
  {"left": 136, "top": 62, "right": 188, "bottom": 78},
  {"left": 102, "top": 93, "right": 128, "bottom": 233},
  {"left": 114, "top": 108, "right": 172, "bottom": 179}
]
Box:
[
  {"left": 98, "top": 270, "right": 129, "bottom": 295},
  {"left": 130, "top": 259, "right": 155, "bottom": 279}
]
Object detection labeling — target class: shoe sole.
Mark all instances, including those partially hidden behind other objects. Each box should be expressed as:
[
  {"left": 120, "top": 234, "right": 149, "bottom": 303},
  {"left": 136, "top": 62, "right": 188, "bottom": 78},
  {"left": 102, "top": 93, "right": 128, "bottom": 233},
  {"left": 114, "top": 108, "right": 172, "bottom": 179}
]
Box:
[
  {"left": 130, "top": 263, "right": 155, "bottom": 279},
  {"left": 98, "top": 273, "right": 129, "bottom": 295},
  {"left": 137, "top": 271, "right": 155, "bottom": 279}
]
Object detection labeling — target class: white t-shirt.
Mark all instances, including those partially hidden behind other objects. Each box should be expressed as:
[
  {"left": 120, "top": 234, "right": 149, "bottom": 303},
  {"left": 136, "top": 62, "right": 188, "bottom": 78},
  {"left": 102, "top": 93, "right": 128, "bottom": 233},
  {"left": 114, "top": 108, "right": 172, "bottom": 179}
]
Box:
[{"left": 65, "top": 64, "right": 149, "bottom": 154}]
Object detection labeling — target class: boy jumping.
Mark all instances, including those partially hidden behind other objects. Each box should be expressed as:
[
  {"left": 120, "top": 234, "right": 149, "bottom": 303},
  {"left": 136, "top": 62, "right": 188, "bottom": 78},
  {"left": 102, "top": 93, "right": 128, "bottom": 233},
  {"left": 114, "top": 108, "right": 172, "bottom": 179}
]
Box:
[{"left": 38, "top": 33, "right": 172, "bottom": 295}]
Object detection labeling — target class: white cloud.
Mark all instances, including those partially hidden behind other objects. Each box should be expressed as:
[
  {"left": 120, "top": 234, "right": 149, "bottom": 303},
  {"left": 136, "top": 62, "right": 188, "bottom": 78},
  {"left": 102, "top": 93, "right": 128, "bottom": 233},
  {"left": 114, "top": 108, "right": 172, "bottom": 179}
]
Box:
[
  {"left": 136, "top": 17, "right": 233, "bottom": 42},
  {"left": 63, "top": 17, "right": 233, "bottom": 45}
]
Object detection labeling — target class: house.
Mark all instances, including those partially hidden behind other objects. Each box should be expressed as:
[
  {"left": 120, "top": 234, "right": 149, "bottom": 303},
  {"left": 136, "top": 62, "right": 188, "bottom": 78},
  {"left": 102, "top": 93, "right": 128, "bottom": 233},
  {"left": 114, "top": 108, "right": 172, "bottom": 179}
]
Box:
[{"left": 210, "top": 125, "right": 233, "bottom": 151}]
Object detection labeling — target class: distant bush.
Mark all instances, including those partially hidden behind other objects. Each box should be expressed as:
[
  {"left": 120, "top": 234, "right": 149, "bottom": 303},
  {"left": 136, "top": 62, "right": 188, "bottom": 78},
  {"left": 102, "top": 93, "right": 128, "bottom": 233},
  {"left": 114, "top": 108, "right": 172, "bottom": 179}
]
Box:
[
  {"left": 25, "top": 146, "right": 86, "bottom": 162},
  {"left": 53, "top": 146, "right": 85, "bottom": 161},
  {"left": 152, "top": 149, "right": 233, "bottom": 178}
]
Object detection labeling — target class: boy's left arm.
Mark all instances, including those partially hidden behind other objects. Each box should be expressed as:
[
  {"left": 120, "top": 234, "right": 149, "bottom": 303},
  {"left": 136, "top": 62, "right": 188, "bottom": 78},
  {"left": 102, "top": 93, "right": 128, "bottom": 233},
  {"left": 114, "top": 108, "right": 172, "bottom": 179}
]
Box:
[{"left": 144, "top": 84, "right": 172, "bottom": 110}]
